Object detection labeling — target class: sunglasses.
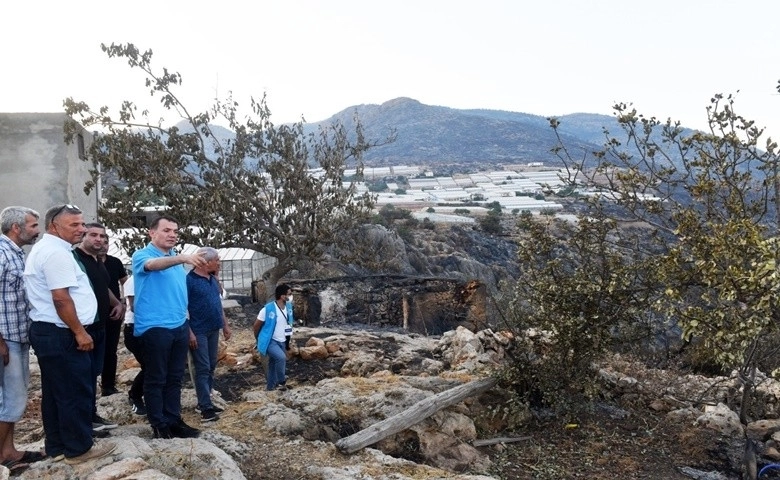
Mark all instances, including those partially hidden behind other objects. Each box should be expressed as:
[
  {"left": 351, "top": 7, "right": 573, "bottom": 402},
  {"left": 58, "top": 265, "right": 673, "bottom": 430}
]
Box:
[{"left": 52, "top": 204, "right": 81, "bottom": 220}]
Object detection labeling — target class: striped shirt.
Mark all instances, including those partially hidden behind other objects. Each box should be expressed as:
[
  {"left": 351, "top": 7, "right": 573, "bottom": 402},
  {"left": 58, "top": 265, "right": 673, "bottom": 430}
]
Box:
[{"left": 0, "top": 235, "right": 30, "bottom": 343}]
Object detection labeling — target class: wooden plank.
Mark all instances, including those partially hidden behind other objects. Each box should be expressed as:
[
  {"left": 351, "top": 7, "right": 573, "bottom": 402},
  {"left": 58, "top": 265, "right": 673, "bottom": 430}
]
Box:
[
  {"left": 335, "top": 377, "right": 497, "bottom": 454},
  {"left": 472, "top": 436, "right": 532, "bottom": 447}
]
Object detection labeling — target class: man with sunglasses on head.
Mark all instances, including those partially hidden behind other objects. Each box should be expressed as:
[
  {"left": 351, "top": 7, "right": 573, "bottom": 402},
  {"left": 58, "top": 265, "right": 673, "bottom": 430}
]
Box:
[
  {"left": 132, "top": 215, "right": 208, "bottom": 439},
  {"left": 24, "top": 204, "right": 115, "bottom": 464}
]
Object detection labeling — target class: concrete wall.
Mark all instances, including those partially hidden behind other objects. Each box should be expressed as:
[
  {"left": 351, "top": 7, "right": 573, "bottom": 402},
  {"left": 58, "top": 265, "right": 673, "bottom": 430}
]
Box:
[{"left": 0, "top": 113, "right": 98, "bottom": 222}]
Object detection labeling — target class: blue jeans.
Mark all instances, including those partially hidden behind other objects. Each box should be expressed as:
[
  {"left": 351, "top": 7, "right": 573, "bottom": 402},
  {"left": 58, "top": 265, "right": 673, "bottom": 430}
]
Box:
[
  {"left": 0, "top": 341, "right": 30, "bottom": 422},
  {"left": 30, "top": 322, "right": 94, "bottom": 458},
  {"left": 266, "top": 339, "right": 286, "bottom": 391},
  {"left": 190, "top": 329, "right": 219, "bottom": 410},
  {"left": 140, "top": 323, "right": 188, "bottom": 429}
]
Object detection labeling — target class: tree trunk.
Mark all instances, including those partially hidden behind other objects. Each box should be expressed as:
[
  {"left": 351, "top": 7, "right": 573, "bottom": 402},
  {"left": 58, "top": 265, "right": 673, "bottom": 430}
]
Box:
[{"left": 335, "top": 377, "right": 497, "bottom": 454}]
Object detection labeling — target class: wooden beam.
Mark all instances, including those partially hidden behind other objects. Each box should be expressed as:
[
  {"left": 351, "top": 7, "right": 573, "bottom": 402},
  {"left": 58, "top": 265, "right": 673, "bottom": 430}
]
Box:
[{"left": 335, "top": 377, "right": 497, "bottom": 454}]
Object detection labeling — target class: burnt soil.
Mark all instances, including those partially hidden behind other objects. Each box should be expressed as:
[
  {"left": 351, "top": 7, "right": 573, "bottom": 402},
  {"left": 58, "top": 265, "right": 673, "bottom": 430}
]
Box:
[{"left": 210, "top": 303, "right": 741, "bottom": 480}]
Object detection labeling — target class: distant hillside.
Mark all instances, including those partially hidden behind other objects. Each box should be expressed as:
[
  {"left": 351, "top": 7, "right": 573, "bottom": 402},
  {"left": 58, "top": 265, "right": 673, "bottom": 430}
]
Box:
[
  {"left": 309, "top": 97, "right": 619, "bottom": 166},
  {"left": 173, "top": 97, "right": 693, "bottom": 169}
]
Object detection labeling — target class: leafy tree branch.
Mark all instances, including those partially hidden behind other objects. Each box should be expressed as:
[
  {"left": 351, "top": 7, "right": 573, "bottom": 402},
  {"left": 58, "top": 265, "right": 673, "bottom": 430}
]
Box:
[{"left": 64, "top": 42, "right": 396, "bottom": 297}]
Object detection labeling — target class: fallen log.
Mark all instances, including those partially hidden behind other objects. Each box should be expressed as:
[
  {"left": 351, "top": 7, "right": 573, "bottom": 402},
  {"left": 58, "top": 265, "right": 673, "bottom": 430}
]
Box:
[
  {"left": 335, "top": 377, "right": 497, "bottom": 454},
  {"left": 472, "top": 436, "right": 532, "bottom": 447}
]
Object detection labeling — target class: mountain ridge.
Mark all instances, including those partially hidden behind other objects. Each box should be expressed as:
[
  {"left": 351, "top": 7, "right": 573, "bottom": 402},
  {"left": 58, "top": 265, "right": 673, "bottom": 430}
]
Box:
[
  {"left": 178, "top": 97, "right": 688, "bottom": 168},
  {"left": 310, "top": 97, "right": 613, "bottom": 165}
]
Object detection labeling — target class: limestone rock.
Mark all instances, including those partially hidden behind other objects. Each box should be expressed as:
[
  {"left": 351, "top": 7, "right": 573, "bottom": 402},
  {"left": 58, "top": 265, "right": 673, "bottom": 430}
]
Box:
[
  {"left": 695, "top": 403, "right": 743, "bottom": 437},
  {"left": 747, "top": 419, "right": 780, "bottom": 440}
]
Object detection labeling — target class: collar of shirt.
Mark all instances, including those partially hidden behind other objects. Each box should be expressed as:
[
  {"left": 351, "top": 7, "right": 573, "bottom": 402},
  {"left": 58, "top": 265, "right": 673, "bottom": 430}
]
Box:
[
  {"left": 0, "top": 235, "right": 23, "bottom": 256},
  {"left": 42, "top": 232, "right": 75, "bottom": 250}
]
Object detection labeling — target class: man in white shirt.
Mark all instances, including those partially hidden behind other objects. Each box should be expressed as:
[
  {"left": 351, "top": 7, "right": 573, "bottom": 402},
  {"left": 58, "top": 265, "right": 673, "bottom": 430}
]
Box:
[{"left": 25, "top": 204, "right": 115, "bottom": 465}]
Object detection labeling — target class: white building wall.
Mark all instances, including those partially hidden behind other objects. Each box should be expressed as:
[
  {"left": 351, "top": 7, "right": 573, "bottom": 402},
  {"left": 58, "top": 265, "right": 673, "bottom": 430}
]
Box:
[{"left": 0, "top": 113, "right": 98, "bottom": 222}]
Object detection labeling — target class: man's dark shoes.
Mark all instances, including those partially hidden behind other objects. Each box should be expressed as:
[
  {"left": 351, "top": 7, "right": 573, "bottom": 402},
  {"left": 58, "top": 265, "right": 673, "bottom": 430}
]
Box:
[
  {"left": 128, "top": 395, "right": 147, "bottom": 416},
  {"left": 170, "top": 419, "right": 200, "bottom": 438},
  {"left": 152, "top": 426, "right": 173, "bottom": 439},
  {"left": 101, "top": 386, "right": 120, "bottom": 396},
  {"left": 92, "top": 414, "right": 118, "bottom": 432},
  {"left": 195, "top": 405, "right": 224, "bottom": 414},
  {"left": 200, "top": 409, "right": 220, "bottom": 423}
]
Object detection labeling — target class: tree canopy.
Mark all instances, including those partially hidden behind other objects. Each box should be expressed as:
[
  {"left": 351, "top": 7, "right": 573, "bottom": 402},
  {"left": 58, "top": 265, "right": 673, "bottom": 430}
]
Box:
[{"left": 64, "top": 43, "right": 394, "bottom": 297}]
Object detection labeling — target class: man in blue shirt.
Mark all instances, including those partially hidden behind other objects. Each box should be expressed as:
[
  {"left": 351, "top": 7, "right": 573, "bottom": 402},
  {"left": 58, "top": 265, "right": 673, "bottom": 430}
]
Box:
[
  {"left": 132, "top": 216, "right": 206, "bottom": 439},
  {"left": 186, "top": 247, "right": 231, "bottom": 423}
]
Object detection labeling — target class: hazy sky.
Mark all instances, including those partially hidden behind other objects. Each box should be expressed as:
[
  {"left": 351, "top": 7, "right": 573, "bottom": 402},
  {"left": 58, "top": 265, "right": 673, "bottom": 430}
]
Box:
[{"left": 4, "top": 0, "right": 780, "bottom": 137}]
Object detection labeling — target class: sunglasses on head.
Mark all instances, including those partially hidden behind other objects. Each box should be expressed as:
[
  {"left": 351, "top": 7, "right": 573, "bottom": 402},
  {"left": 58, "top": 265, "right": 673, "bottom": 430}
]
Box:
[{"left": 52, "top": 204, "right": 81, "bottom": 219}]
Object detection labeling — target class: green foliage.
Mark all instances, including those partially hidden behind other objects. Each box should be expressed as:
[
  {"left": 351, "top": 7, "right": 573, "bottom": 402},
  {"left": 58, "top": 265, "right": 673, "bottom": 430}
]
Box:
[
  {"left": 485, "top": 201, "right": 502, "bottom": 214},
  {"left": 573, "top": 96, "right": 780, "bottom": 371},
  {"left": 395, "top": 225, "right": 414, "bottom": 244},
  {"left": 63, "top": 42, "right": 394, "bottom": 292},
  {"left": 426, "top": 207, "right": 435, "bottom": 213},
  {"left": 403, "top": 217, "right": 419, "bottom": 229},
  {"left": 502, "top": 92, "right": 780, "bottom": 418},
  {"left": 367, "top": 180, "right": 388, "bottom": 192},
  {"left": 371, "top": 204, "right": 415, "bottom": 231},
  {"left": 453, "top": 208, "right": 471, "bottom": 215},
  {"left": 394, "top": 188, "right": 407, "bottom": 195},
  {"left": 377, "top": 204, "right": 412, "bottom": 222},
  {"left": 479, "top": 211, "right": 503, "bottom": 235},
  {"left": 501, "top": 215, "right": 661, "bottom": 409}
]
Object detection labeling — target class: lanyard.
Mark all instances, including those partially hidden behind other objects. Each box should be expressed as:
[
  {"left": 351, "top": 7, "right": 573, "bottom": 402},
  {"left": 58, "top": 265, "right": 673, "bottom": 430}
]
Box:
[{"left": 278, "top": 304, "right": 288, "bottom": 324}]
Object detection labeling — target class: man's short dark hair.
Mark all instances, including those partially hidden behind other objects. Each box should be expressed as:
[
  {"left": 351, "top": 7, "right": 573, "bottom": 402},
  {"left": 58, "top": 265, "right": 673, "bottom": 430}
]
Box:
[
  {"left": 149, "top": 215, "right": 179, "bottom": 230},
  {"left": 85, "top": 222, "right": 105, "bottom": 230},
  {"left": 275, "top": 284, "right": 291, "bottom": 300}
]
